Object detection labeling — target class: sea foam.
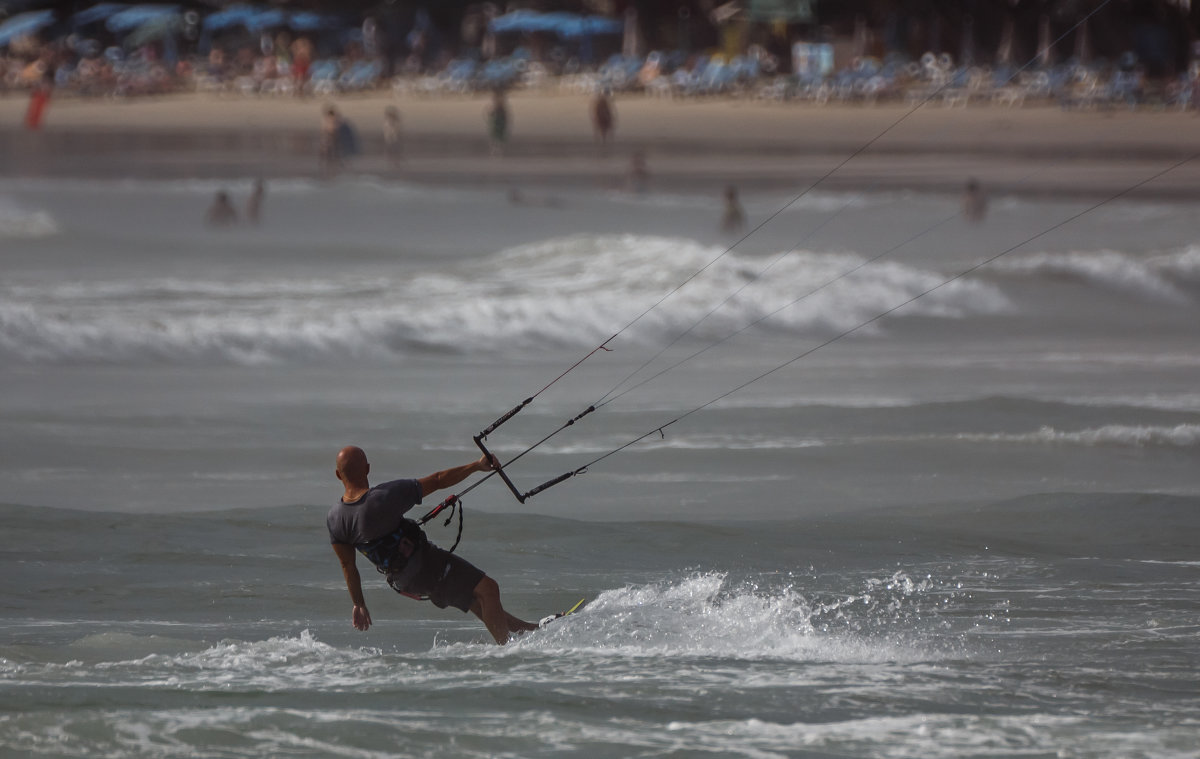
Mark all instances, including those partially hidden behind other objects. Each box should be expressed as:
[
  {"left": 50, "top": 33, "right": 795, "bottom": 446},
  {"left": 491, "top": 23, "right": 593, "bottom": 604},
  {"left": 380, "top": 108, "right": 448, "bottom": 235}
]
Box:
[{"left": 499, "top": 572, "right": 942, "bottom": 664}]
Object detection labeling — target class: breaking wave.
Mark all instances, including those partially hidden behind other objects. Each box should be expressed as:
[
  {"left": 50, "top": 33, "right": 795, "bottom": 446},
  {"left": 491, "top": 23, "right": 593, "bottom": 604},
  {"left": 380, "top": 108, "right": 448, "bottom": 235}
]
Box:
[
  {"left": 453, "top": 571, "right": 950, "bottom": 663},
  {"left": 0, "top": 234, "right": 1008, "bottom": 365},
  {"left": 991, "top": 248, "right": 1200, "bottom": 303},
  {"left": 954, "top": 423, "right": 1200, "bottom": 448},
  {"left": 0, "top": 196, "right": 58, "bottom": 239}
]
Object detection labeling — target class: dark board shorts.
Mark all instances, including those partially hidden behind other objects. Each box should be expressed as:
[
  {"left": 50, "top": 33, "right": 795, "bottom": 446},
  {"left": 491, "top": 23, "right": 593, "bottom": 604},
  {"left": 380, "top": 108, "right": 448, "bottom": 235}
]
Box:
[{"left": 389, "top": 544, "right": 485, "bottom": 613}]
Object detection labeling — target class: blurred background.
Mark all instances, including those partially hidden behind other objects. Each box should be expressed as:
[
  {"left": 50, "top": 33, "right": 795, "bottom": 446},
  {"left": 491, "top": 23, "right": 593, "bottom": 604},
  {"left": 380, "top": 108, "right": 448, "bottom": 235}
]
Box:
[{"left": 1, "top": 1, "right": 1197, "bottom": 107}]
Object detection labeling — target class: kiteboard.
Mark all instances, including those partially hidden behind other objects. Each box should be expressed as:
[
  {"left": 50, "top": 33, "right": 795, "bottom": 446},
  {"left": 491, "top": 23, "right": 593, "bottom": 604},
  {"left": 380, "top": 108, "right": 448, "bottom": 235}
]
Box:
[{"left": 538, "top": 597, "right": 587, "bottom": 628}]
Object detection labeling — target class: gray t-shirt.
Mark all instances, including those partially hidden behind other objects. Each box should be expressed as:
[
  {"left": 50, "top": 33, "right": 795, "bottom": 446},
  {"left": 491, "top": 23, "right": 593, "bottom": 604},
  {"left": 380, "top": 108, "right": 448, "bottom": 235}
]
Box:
[{"left": 327, "top": 478, "right": 423, "bottom": 547}]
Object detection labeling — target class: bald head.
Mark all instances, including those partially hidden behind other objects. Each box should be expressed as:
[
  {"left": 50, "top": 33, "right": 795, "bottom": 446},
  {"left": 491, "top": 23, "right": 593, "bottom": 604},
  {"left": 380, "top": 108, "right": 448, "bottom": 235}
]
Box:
[{"left": 335, "top": 445, "right": 370, "bottom": 489}]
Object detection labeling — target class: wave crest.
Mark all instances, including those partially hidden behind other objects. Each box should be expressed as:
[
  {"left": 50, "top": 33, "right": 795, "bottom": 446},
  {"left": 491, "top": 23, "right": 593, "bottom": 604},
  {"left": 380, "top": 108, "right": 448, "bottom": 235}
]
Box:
[
  {"left": 956, "top": 424, "right": 1200, "bottom": 448},
  {"left": 993, "top": 249, "right": 1196, "bottom": 303},
  {"left": 0, "top": 234, "right": 1008, "bottom": 365}
]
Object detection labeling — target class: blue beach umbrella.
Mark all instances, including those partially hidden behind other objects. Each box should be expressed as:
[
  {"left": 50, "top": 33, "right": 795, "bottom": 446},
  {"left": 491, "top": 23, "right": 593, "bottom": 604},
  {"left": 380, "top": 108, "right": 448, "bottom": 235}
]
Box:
[
  {"left": 201, "top": 4, "right": 262, "bottom": 33},
  {"left": 71, "top": 4, "right": 130, "bottom": 28},
  {"left": 246, "top": 9, "right": 285, "bottom": 33},
  {"left": 489, "top": 10, "right": 553, "bottom": 34},
  {"left": 286, "top": 11, "right": 331, "bottom": 32},
  {"left": 534, "top": 12, "right": 574, "bottom": 33},
  {"left": 124, "top": 14, "right": 181, "bottom": 48},
  {"left": 0, "top": 9, "right": 56, "bottom": 47},
  {"left": 106, "top": 5, "right": 180, "bottom": 33},
  {"left": 554, "top": 16, "right": 622, "bottom": 39},
  {"left": 490, "top": 11, "right": 621, "bottom": 39}
]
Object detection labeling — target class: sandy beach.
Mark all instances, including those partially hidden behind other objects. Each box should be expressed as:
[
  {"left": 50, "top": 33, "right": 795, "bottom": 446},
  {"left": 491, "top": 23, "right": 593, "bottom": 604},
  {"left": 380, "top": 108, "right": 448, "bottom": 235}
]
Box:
[{"left": 3, "top": 91, "right": 1200, "bottom": 197}]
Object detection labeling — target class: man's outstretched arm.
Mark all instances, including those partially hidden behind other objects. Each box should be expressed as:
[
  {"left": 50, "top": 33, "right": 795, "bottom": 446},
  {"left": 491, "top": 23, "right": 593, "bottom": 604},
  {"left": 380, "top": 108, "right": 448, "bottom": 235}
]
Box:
[
  {"left": 417, "top": 454, "right": 495, "bottom": 498},
  {"left": 332, "top": 542, "right": 372, "bottom": 631}
]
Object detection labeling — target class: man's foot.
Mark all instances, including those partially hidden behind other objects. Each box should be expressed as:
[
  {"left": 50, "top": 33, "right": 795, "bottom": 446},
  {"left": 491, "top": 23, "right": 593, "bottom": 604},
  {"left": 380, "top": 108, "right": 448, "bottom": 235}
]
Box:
[{"left": 538, "top": 598, "right": 588, "bottom": 627}]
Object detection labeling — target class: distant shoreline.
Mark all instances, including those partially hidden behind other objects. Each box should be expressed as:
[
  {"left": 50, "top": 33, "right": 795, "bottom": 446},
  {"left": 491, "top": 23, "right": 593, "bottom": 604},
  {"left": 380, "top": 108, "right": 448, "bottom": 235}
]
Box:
[{"left": 3, "top": 91, "right": 1200, "bottom": 198}]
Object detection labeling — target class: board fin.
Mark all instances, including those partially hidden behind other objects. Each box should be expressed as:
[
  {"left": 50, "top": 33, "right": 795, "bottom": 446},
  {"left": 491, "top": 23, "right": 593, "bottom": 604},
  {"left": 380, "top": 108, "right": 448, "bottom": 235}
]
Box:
[{"left": 538, "top": 597, "right": 587, "bottom": 628}]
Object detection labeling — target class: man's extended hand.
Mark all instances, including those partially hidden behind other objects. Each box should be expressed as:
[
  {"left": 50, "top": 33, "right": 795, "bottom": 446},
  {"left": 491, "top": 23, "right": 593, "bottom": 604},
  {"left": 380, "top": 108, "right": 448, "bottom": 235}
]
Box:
[
  {"left": 420, "top": 454, "right": 499, "bottom": 497},
  {"left": 352, "top": 604, "right": 372, "bottom": 631}
]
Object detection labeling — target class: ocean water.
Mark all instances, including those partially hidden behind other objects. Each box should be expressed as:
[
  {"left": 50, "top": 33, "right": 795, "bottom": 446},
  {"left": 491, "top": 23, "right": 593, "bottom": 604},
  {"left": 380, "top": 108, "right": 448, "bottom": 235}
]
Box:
[{"left": 1, "top": 176, "right": 1198, "bottom": 758}]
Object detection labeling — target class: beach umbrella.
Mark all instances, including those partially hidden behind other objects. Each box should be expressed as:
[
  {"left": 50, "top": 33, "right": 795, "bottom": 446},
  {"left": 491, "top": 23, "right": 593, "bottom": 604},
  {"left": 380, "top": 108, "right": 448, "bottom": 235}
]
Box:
[
  {"left": 246, "top": 9, "right": 285, "bottom": 33},
  {"left": 489, "top": 10, "right": 554, "bottom": 34},
  {"left": 201, "top": 4, "right": 262, "bottom": 33},
  {"left": 747, "top": 0, "right": 814, "bottom": 22},
  {"left": 540, "top": 12, "right": 578, "bottom": 32},
  {"left": 0, "top": 9, "right": 55, "bottom": 47},
  {"left": 124, "top": 14, "right": 181, "bottom": 48},
  {"left": 106, "top": 5, "right": 179, "bottom": 33},
  {"left": 286, "top": 11, "right": 328, "bottom": 32},
  {"left": 553, "top": 16, "right": 622, "bottom": 39},
  {"left": 490, "top": 11, "right": 621, "bottom": 39},
  {"left": 71, "top": 4, "right": 129, "bottom": 28}
]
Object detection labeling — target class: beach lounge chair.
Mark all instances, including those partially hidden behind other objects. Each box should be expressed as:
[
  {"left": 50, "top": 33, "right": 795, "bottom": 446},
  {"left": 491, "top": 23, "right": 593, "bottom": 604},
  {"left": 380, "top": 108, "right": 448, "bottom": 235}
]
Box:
[{"left": 307, "top": 60, "right": 339, "bottom": 96}]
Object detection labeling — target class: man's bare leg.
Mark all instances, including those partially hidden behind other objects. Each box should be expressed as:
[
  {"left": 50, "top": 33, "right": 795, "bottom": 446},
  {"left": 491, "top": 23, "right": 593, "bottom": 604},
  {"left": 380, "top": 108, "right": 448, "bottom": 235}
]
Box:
[
  {"left": 506, "top": 612, "right": 537, "bottom": 635},
  {"left": 469, "top": 576, "right": 537, "bottom": 645}
]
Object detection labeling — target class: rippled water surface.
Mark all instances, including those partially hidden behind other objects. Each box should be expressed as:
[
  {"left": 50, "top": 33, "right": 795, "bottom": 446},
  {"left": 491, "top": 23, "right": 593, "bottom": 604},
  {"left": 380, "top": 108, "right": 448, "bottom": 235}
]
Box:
[{"left": 2, "top": 178, "right": 1199, "bottom": 757}]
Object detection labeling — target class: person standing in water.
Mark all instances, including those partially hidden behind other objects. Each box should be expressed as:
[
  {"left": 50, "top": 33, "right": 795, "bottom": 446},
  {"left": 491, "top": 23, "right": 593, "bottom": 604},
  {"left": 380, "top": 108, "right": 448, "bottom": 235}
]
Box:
[
  {"left": 721, "top": 185, "right": 745, "bottom": 233},
  {"left": 486, "top": 90, "right": 509, "bottom": 156},
  {"left": 245, "top": 179, "right": 265, "bottom": 224},
  {"left": 383, "top": 105, "right": 402, "bottom": 166},
  {"left": 962, "top": 177, "right": 987, "bottom": 223},
  {"left": 628, "top": 150, "right": 649, "bottom": 194},
  {"left": 327, "top": 446, "right": 538, "bottom": 645},
  {"left": 206, "top": 190, "right": 238, "bottom": 226}
]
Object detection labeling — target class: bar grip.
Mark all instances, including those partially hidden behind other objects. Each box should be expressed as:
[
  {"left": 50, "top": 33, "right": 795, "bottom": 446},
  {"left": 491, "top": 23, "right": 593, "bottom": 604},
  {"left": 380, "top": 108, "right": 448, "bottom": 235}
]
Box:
[
  {"left": 474, "top": 435, "right": 526, "bottom": 503},
  {"left": 523, "top": 471, "right": 575, "bottom": 500},
  {"left": 479, "top": 397, "right": 534, "bottom": 438}
]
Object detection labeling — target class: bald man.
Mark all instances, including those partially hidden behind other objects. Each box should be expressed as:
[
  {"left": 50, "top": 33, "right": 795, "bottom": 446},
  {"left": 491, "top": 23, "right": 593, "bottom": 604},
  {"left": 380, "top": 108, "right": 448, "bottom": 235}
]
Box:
[{"left": 328, "top": 446, "right": 537, "bottom": 644}]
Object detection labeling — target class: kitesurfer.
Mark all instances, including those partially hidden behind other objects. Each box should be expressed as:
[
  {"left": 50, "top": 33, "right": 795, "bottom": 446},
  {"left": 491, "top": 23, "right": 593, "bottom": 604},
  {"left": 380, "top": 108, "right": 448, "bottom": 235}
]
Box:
[{"left": 328, "top": 445, "right": 538, "bottom": 644}]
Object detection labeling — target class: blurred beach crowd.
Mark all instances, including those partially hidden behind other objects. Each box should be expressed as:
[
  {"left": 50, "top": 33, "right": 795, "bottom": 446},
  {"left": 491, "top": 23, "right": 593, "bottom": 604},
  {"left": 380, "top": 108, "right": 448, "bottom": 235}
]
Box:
[{"left": 1, "top": 1, "right": 1198, "bottom": 111}]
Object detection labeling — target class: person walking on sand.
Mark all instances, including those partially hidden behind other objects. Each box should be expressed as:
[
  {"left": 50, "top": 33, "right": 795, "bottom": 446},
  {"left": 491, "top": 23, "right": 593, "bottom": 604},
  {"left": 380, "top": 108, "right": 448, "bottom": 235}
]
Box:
[
  {"left": 327, "top": 446, "right": 538, "bottom": 645},
  {"left": 486, "top": 90, "right": 509, "bottom": 156},
  {"left": 291, "top": 37, "right": 312, "bottom": 96},
  {"left": 24, "top": 73, "right": 52, "bottom": 130},
  {"left": 319, "top": 105, "right": 341, "bottom": 174}
]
